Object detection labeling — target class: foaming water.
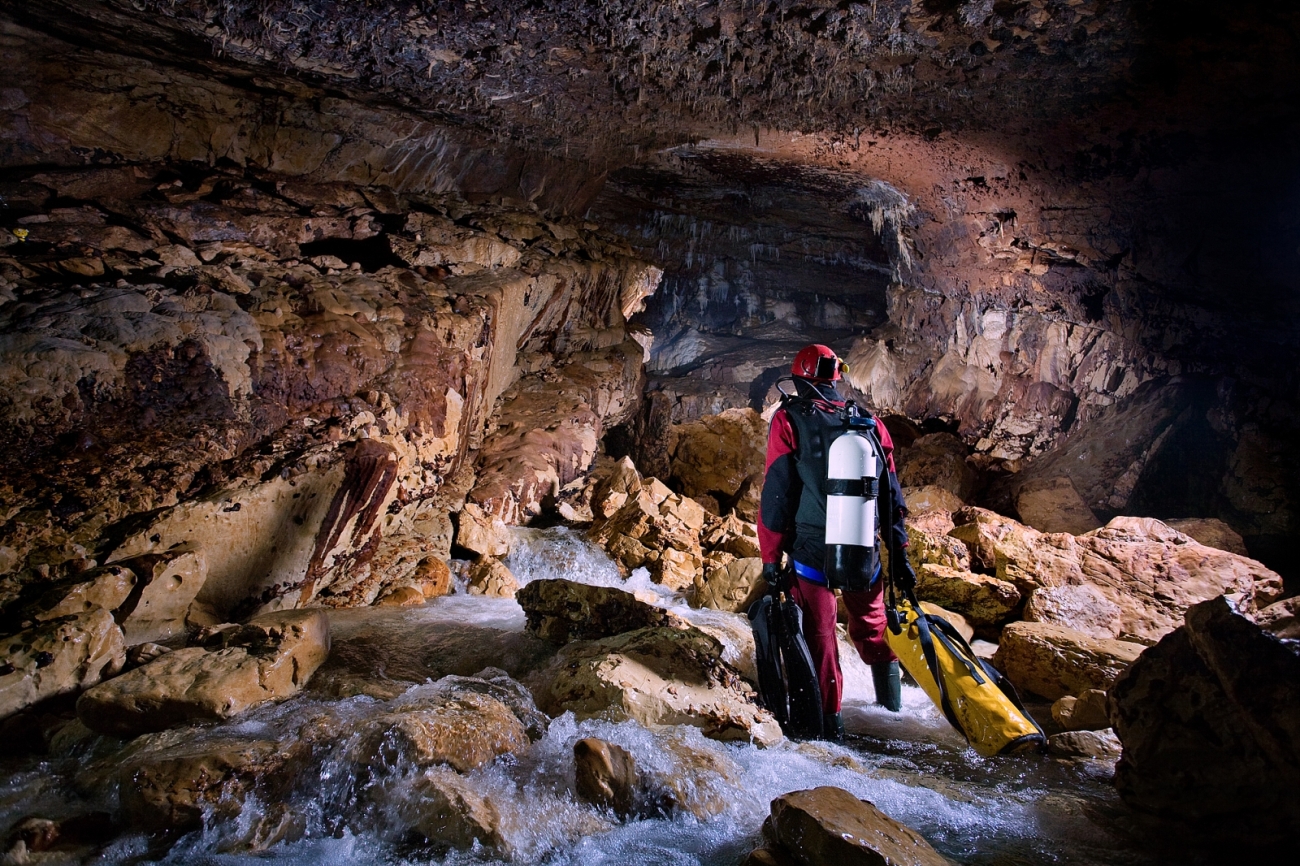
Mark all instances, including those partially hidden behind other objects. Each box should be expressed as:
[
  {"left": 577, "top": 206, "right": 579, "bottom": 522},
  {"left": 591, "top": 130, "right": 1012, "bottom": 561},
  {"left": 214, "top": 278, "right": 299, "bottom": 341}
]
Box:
[{"left": 0, "top": 527, "right": 1166, "bottom": 865}]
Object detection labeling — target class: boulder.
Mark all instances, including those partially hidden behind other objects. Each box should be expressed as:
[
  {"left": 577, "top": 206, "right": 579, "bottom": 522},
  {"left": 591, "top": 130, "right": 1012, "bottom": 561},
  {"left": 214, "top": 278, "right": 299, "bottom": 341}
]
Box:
[
  {"left": 404, "top": 766, "right": 507, "bottom": 855},
  {"left": 906, "top": 524, "right": 971, "bottom": 573},
  {"left": 116, "top": 731, "right": 301, "bottom": 831},
  {"left": 919, "top": 602, "right": 974, "bottom": 643},
  {"left": 668, "top": 408, "right": 767, "bottom": 503},
  {"left": 993, "top": 621, "right": 1144, "bottom": 701},
  {"left": 693, "top": 557, "right": 766, "bottom": 613},
  {"left": 353, "top": 692, "right": 529, "bottom": 773},
  {"left": 731, "top": 473, "right": 764, "bottom": 522},
  {"left": 538, "top": 626, "right": 781, "bottom": 745},
  {"left": 900, "top": 485, "right": 967, "bottom": 516},
  {"left": 914, "top": 564, "right": 1020, "bottom": 628},
  {"left": 76, "top": 609, "right": 330, "bottom": 735},
  {"left": 1111, "top": 595, "right": 1300, "bottom": 843},
  {"left": 28, "top": 565, "right": 135, "bottom": 621},
  {"left": 591, "top": 456, "right": 643, "bottom": 520},
  {"left": 1164, "top": 518, "right": 1249, "bottom": 556},
  {"left": 516, "top": 578, "right": 686, "bottom": 643},
  {"left": 1014, "top": 475, "right": 1101, "bottom": 535},
  {"left": 948, "top": 507, "right": 1042, "bottom": 574},
  {"left": 1048, "top": 729, "right": 1120, "bottom": 761},
  {"left": 1256, "top": 595, "right": 1300, "bottom": 640},
  {"left": 466, "top": 557, "right": 519, "bottom": 598},
  {"left": 1050, "top": 688, "right": 1110, "bottom": 731},
  {"left": 1023, "top": 584, "right": 1124, "bottom": 640},
  {"left": 0, "top": 608, "right": 125, "bottom": 720},
  {"left": 111, "top": 544, "right": 208, "bottom": 644},
  {"left": 412, "top": 557, "right": 453, "bottom": 598},
  {"left": 456, "top": 503, "right": 513, "bottom": 557},
  {"left": 574, "top": 737, "right": 638, "bottom": 816},
  {"left": 896, "top": 432, "right": 977, "bottom": 502},
  {"left": 763, "top": 786, "right": 954, "bottom": 866},
  {"left": 702, "top": 513, "right": 762, "bottom": 559},
  {"left": 377, "top": 586, "right": 426, "bottom": 606},
  {"left": 589, "top": 486, "right": 706, "bottom": 591}
]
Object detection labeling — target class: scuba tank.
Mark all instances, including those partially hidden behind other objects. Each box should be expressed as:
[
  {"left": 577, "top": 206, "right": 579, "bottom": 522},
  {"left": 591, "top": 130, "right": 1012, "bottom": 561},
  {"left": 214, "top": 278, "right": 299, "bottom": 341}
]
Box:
[{"left": 823, "top": 412, "right": 883, "bottom": 592}]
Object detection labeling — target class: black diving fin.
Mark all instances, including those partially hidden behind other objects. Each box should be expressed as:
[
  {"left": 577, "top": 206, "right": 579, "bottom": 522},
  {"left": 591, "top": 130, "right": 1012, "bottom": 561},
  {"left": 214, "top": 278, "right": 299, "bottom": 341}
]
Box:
[{"left": 748, "top": 578, "right": 823, "bottom": 739}]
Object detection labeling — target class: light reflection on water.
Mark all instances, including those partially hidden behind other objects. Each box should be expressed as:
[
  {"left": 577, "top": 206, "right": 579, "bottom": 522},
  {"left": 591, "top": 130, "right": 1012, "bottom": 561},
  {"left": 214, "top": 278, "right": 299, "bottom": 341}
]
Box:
[{"left": 0, "top": 527, "right": 1167, "bottom": 865}]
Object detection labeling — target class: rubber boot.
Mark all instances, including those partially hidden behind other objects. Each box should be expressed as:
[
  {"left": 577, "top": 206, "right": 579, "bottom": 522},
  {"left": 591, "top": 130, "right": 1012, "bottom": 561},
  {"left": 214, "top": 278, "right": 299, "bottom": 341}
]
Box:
[
  {"left": 821, "top": 712, "right": 845, "bottom": 743},
  {"left": 871, "top": 661, "right": 902, "bottom": 712}
]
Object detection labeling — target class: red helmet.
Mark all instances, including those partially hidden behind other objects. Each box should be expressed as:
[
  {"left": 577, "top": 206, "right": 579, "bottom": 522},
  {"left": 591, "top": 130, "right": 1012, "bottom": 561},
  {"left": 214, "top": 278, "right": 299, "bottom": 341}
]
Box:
[{"left": 792, "top": 344, "right": 845, "bottom": 382}]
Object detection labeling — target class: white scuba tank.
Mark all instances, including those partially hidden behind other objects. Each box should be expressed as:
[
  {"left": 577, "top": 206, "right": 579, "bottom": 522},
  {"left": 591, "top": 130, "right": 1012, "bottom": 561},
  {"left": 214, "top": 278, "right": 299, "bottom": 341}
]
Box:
[{"left": 823, "top": 426, "right": 878, "bottom": 590}]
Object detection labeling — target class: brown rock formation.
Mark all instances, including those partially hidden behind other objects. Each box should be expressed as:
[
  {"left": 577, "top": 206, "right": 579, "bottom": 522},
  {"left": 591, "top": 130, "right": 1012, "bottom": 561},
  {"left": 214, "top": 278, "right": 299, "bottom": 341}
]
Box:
[
  {"left": 516, "top": 578, "right": 685, "bottom": 644},
  {"left": 1111, "top": 595, "right": 1300, "bottom": 845},
  {"left": 993, "top": 621, "right": 1144, "bottom": 701},
  {"left": 762, "top": 786, "right": 954, "bottom": 866},
  {"left": 0, "top": 608, "right": 123, "bottom": 719}
]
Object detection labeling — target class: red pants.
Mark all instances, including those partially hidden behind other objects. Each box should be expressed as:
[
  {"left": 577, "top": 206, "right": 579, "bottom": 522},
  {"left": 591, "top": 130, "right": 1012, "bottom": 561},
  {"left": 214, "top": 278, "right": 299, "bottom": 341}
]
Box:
[{"left": 788, "top": 575, "right": 897, "bottom": 714}]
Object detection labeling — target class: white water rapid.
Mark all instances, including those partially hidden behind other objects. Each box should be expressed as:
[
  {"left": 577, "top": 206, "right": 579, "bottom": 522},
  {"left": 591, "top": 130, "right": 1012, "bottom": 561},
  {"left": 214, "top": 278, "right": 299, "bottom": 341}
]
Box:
[{"left": 0, "top": 528, "right": 1166, "bottom": 865}]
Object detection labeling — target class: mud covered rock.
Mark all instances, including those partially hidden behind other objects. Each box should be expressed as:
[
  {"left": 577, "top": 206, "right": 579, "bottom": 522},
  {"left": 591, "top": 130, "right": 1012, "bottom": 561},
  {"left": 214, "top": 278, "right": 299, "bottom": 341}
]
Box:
[
  {"left": 77, "top": 609, "right": 329, "bottom": 735},
  {"left": 516, "top": 578, "right": 685, "bottom": 643},
  {"left": 993, "top": 621, "right": 1144, "bottom": 701},
  {"left": 914, "top": 564, "right": 1020, "bottom": 628},
  {"left": 763, "top": 786, "right": 953, "bottom": 866},
  {"left": 0, "top": 608, "right": 125, "bottom": 719},
  {"left": 1111, "top": 596, "right": 1300, "bottom": 844},
  {"left": 538, "top": 626, "right": 781, "bottom": 745}
]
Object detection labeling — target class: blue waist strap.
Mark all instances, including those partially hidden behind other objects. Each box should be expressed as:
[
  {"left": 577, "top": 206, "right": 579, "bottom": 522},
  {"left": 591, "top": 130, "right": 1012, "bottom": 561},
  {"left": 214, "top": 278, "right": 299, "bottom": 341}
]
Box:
[{"left": 791, "top": 559, "right": 882, "bottom": 588}]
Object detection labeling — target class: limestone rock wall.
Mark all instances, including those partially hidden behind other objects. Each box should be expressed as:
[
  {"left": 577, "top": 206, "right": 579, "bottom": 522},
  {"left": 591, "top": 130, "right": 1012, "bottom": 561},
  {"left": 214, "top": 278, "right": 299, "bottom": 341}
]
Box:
[{"left": 0, "top": 158, "right": 658, "bottom": 617}]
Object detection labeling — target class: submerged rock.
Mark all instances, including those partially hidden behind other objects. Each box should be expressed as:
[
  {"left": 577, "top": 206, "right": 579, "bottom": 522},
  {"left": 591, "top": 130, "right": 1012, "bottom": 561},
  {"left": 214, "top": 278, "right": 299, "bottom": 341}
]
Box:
[
  {"left": 404, "top": 766, "right": 508, "bottom": 855},
  {"left": 762, "top": 786, "right": 954, "bottom": 866},
  {"left": 538, "top": 625, "right": 781, "bottom": 746},
  {"left": 0, "top": 608, "right": 125, "bottom": 720},
  {"left": 574, "top": 737, "right": 639, "bottom": 816},
  {"left": 77, "top": 609, "right": 330, "bottom": 735},
  {"left": 993, "top": 621, "right": 1144, "bottom": 701},
  {"left": 354, "top": 692, "right": 529, "bottom": 773},
  {"left": 1111, "top": 595, "right": 1300, "bottom": 844}
]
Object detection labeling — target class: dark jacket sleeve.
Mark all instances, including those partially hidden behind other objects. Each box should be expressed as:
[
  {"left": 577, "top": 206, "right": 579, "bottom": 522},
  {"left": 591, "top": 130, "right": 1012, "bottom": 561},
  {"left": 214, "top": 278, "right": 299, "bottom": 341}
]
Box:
[{"left": 758, "top": 407, "right": 800, "bottom": 563}]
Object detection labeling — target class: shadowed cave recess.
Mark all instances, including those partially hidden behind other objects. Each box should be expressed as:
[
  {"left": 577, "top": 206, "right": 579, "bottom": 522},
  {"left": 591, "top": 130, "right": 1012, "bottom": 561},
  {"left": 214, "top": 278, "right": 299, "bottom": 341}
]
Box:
[{"left": 1, "top": 0, "right": 1299, "bottom": 863}]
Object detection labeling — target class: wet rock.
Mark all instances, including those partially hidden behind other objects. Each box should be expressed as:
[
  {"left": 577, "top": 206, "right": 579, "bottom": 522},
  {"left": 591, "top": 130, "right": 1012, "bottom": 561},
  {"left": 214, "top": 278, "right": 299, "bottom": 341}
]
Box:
[
  {"left": 376, "top": 586, "right": 425, "bottom": 606},
  {"left": 28, "top": 566, "right": 136, "bottom": 622},
  {"left": 456, "top": 503, "right": 513, "bottom": 558},
  {"left": 1255, "top": 595, "right": 1300, "bottom": 639},
  {"left": 77, "top": 609, "right": 329, "bottom": 735},
  {"left": 1014, "top": 475, "right": 1101, "bottom": 535},
  {"left": 574, "top": 737, "right": 638, "bottom": 816},
  {"left": 124, "top": 642, "right": 171, "bottom": 668},
  {"left": 405, "top": 766, "right": 507, "bottom": 855},
  {"left": 466, "top": 557, "right": 519, "bottom": 598},
  {"left": 693, "top": 557, "right": 765, "bottom": 614},
  {"left": 687, "top": 612, "right": 761, "bottom": 686},
  {"left": 1111, "top": 595, "right": 1300, "bottom": 843},
  {"left": 896, "top": 433, "right": 977, "bottom": 502},
  {"left": 539, "top": 626, "right": 781, "bottom": 746},
  {"left": 111, "top": 544, "right": 208, "bottom": 644},
  {"left": 1048, "top": 729, "right": 1121, "bottom": 761},
  {"left": 763, "top": 786, "right": 954, "bottom": 866},
  {"left": 741, "top": 847, "right": 800, "bottom": 866},
  {"left": 668, "top": 408, "right": 767, "bottom": 506},
  {"left": 993, "top": 622, "right": 1144, "bottom": 701},
  {"left": 355, "top": 692, "right": 529, "bottom": 773},
  {"left": 1050, "top": 689, "right": 1110, "bottom": 732},
  {"left": 1164, "top": 518, "right": 1249, "bottom": 556},
  {"left": 1023, "top": 584, "right": 1124, "bottom": 640},
  {"left": 516, "top": 578, "right": 686, "bottom": 643},
  {"left": 915, "top": 564, "right": 1020, "bottom": 628},
  {"left": 0, "top": 608, "right": 125, "bottom": 720},
  {"left": 116, "top": 731, "right": 301, "bottom": 831},
  {"left": 412, "top": 557, "right": 453, "bottom": 599}
]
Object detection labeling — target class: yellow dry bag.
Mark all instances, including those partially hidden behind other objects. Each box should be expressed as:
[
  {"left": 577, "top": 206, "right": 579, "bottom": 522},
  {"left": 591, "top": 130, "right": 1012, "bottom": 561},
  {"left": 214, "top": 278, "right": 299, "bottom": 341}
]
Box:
[{"left": 885, "top": 597, "right": 1045, "bottom": 757}]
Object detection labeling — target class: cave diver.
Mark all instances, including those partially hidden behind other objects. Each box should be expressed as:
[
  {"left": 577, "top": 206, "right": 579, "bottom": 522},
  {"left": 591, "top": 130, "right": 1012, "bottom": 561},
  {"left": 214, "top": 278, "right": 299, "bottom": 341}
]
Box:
[{"left": 752, "top": 344, "right": 914, "bottom": 741}]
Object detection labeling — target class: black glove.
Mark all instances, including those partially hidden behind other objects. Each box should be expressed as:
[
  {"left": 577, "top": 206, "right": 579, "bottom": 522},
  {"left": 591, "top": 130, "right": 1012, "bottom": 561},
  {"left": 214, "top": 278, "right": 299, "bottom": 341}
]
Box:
[
  {"left": 761, "top": 562, "right": 785, "bottom": 595},
  {"left": 893, "top": 556, "right": 917, "bottom": 593}
]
